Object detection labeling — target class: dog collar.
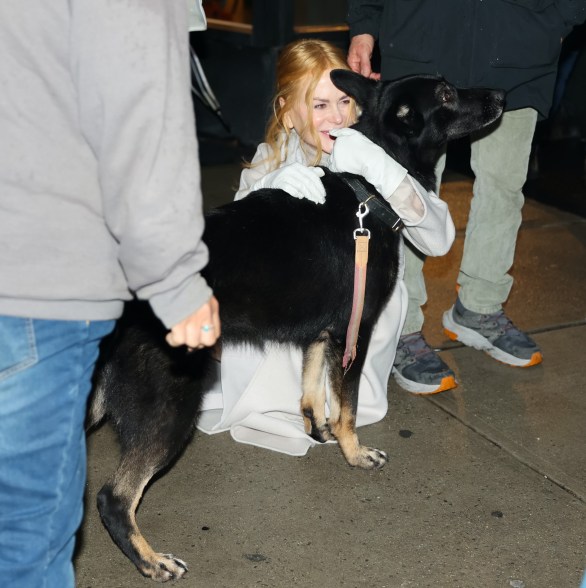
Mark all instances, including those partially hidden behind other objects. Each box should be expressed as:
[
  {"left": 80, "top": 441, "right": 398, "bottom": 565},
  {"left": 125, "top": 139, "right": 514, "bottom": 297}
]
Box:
[{"left": 341, "top": 176, "right": 405, "bottom": 233}]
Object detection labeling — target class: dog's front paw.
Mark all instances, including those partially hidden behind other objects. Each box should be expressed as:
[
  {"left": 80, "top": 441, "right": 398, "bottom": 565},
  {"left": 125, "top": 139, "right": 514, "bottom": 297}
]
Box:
[
  {"left": 310, "top": 420, "right": 334, "bottom": 443},
  {"left": 349, "top": 446, "right": 388, "bottom": 470},
  {"left": 303, "top": 409, "right": 333, "bottom": 442},
  {"left": 142, "top": 553, "right": 188, "bottom": 582}
]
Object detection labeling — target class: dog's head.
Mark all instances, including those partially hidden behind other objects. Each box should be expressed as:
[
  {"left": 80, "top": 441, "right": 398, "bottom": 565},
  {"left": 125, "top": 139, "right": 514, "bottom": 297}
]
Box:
[{"left": 331, "top": 70, "right": 505, "bottom": 191}]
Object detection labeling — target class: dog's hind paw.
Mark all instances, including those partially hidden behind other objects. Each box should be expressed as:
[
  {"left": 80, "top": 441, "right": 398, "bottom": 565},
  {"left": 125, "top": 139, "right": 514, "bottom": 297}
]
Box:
[
  {"left": 143, "top": 553, "right": 188, "bottom": 582},
  {"left": 350, "top": 446, "right": 388, "bottom": 470}
]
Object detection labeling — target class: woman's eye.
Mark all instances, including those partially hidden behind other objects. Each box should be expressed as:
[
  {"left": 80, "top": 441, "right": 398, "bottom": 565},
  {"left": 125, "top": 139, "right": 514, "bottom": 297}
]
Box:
[
  {"left": 314, "top": 103, "right": 327, "bottom": 110},
  {"left": 341, "top": 98, "right": 351, "bottom": 106}
]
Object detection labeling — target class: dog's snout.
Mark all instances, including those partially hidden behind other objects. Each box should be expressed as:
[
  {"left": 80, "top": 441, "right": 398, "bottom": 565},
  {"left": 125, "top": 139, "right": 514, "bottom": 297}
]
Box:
[
  {"left": 491, "top": 89, "right": 506, "bottom": 106},
  {"left": 487, "top": 89, "right": 506, "bottom": 117}
]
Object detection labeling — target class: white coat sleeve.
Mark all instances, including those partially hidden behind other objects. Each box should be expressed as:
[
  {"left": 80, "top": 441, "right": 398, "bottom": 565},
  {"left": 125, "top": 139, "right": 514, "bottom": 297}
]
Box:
[
  {"left": 400, "top": 177, "right": 455, "bottom": 257},
  {"left": 235, "top": 143, "right": 273, "bottom": 200}
]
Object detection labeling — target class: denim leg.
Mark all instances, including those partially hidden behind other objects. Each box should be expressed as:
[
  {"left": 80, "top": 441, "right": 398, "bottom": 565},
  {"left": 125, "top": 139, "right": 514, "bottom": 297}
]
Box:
[
  {"left": 0, "top": 317, "right": 115, "bottom": 588},
  {"left": 459, "top": 108, "right": 538, "bottom": 314},
  {"left": 401, "top": 148, "right": 447, "bottom": 335}
]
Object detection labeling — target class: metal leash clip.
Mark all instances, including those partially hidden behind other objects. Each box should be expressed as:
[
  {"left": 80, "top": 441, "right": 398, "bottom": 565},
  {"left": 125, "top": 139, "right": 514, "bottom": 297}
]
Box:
[{"left": 353, "top": 202, "right": 371, "bottom": 239}]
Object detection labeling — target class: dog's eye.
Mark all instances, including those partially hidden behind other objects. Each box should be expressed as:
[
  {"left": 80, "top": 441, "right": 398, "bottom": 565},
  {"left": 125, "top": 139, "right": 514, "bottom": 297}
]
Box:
[{"left": 396, "top": 104, "right": 410, "bottom": 118}]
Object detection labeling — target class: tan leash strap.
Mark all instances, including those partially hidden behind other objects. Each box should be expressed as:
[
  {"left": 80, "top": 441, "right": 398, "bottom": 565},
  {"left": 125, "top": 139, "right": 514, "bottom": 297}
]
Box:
[{"left": 342, "top": 203, "right": 371, "bottom": 372}]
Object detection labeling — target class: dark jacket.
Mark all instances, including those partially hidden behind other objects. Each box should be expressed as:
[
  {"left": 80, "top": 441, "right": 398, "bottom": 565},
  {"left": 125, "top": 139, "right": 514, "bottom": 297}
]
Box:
[{"left": 347, "top": 0, "right": 586, "bottom": 117}]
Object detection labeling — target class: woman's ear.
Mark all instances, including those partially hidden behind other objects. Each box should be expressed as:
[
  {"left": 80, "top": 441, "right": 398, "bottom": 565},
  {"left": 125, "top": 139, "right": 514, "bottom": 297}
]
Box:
[{"left": 279, "top": 97, "right": 294, "bottom": 129}]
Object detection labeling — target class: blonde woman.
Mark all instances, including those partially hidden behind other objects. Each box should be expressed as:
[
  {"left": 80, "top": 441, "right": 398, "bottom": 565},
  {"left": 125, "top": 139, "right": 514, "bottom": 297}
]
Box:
[{"left": 198, "top": 39, "right": 455, "bottom": 455}]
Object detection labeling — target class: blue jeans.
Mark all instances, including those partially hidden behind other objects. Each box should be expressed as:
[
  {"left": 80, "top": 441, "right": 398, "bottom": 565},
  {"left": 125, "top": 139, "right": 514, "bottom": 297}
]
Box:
[{"left": 0, "top": 316, "right": 115, "bottom": 588}]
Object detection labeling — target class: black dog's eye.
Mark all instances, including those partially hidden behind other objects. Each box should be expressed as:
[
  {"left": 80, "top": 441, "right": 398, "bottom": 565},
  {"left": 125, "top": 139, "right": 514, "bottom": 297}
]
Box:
[{"left": 396, "top": 104, "right": 410, "bottom": 118}]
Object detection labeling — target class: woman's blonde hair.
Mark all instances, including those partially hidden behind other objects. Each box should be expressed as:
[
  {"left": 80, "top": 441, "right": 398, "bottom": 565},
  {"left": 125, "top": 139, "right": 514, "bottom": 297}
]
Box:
[{"left": 251, "top": 38, "right": 355, "bottom": 171}]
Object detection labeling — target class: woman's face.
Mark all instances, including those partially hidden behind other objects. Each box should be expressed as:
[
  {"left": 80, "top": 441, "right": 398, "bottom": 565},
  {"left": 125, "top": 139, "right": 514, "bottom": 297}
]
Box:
[{"left": 284, "top": 69, "right": 354, "bottom": 154}]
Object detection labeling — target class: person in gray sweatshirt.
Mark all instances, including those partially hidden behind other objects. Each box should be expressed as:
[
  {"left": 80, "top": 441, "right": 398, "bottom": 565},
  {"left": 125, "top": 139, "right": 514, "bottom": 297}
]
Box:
[{"left": 0, "top": 2, "right": 219, "bottom": 586}]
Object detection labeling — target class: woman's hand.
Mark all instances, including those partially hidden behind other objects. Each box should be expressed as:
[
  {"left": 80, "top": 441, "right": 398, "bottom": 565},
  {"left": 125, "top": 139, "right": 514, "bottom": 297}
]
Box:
[
  {"left": 250, "top": 162, "right": 326, "bottom": 204},
  {"left": 328, "top": 128, "right": 407, "bottom": 198}
]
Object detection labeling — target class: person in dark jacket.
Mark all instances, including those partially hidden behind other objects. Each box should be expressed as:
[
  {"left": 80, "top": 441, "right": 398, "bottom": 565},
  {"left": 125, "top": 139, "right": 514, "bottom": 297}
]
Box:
[{"left": 347, "top": 0, "right": 586, "bottom": 395}]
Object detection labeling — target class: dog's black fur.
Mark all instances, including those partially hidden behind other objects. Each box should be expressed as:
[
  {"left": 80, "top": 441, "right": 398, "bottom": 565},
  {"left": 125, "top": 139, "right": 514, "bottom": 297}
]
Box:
[{"left": 88, "top": 71, "right": 505, "bottom": 581}]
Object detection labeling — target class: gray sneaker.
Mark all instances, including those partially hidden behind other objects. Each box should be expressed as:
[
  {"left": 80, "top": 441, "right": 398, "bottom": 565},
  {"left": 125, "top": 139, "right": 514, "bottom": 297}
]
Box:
[
  {"left": 442, "top": 297, "right": 543, "bottom": 367},
  {"left": 392, "top": 332, "right": 457, "bottom": 395}
]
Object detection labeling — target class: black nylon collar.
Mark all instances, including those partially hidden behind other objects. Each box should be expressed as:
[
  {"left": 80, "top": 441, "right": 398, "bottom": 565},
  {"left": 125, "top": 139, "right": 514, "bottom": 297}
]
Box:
[{"left": 341, "top": 176, "right": 405, "bottom": 233}]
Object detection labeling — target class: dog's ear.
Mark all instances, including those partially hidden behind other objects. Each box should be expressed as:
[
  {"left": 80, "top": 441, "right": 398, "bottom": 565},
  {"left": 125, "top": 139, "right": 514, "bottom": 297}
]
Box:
[{"left": 330, "top": 69, "right": 377, "bottom": 108}]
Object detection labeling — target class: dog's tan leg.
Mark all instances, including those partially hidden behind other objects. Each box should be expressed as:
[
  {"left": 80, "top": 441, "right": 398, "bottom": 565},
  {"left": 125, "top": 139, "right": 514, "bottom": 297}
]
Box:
[
  {"left": 301, "top": 333, "right": 333, "bottom": 442},
  {"left": 331, "top": 402, "right": 387, "bottom": 469},
  {"left": 86, "top": 382, "right": 106, "bottom": 430},
  {"left": 327, "top": 353, "right": 388, "bottom": 470},
  {"left": 97, "top": 450, "right": 189, "bottom": 582}
]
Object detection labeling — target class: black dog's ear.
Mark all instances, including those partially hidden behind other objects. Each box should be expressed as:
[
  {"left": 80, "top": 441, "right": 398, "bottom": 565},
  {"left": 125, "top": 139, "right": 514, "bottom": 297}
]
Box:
[{"left": 330, "top": 69, "right": 377, "bottom": 108}]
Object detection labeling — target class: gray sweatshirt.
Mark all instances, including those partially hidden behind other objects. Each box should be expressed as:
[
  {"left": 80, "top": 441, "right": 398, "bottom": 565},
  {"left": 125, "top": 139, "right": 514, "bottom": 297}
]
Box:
[{"left": 0, "top": 0, "right": 211, "bottom": 328}]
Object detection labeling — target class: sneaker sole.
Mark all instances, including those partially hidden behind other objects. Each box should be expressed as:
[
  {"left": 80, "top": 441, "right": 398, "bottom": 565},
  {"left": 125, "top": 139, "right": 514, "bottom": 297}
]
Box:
[
  {"left": 392, "top": 367, "right": 457, "bottom": 395},
  {"left": 442, "top": 308, "right": 543, "bottom": 368}
]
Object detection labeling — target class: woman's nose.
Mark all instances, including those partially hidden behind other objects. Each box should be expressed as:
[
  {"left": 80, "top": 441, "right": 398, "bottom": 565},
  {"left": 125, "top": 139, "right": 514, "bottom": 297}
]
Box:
[{"left": 329, "top": 107, "right": 344, "bottom": 124}]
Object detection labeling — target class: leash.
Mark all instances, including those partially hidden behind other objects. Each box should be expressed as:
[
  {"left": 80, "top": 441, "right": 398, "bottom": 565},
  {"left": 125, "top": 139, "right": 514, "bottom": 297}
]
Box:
[
  {"left": 341, "top": 177, "right": 405, "bottom": 372},
  {"left": 342, "top": 203, "right": 370, "bottom": 371}
]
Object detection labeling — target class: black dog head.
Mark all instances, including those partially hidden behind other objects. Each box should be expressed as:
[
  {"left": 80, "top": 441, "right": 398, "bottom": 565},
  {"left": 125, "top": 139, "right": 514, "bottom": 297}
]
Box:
[{"left": 330, "top": 70, "right": 505, "bottom": 192}]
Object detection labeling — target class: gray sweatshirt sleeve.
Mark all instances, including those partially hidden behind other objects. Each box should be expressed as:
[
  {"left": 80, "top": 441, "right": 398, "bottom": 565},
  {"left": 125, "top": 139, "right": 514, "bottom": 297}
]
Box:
[{"left": 71, "top": 0, "right": 211, "bottom": 328}]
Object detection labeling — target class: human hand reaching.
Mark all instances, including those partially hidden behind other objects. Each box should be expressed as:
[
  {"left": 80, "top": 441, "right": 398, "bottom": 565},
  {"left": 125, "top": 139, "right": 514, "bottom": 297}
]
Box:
[
  {"left": 165, "top": 295, "right": 221, "bottom": 350},
  {"left": 347, "top": 34, "right": 380, "bottom": 80}
]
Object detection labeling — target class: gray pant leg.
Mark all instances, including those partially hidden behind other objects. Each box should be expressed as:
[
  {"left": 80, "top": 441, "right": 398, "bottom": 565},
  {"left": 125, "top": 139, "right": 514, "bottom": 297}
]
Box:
[
  {"left": 401, "top": 150, "right": 447, "bottom": 335},
  {"left": 459, "top": 108, "right": 538, "bottom": 314}
]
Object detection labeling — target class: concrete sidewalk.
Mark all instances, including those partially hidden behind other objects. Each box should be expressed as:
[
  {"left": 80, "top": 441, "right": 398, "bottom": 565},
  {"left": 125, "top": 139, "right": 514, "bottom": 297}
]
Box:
[{"left": 75, "top": 167, "right": 586, "bottom": 588}]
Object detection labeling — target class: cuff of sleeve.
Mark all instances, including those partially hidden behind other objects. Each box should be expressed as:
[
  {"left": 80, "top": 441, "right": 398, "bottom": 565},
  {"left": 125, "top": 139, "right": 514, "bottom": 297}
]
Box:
[
  {"left": 147, "top": 273, "right": 213, "bottom": 329},
  {"left": 349, "top": 21, "right": 379, "bottom": 39},
  {"left": 386, "top": 176, "right": 427, "bottom": 226}
]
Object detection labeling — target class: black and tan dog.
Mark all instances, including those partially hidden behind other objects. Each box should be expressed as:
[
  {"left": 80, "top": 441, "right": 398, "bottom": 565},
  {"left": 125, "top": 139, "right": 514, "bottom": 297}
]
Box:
[{"left": 88, "top": 70, "right": 504, "bottom": 581}]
